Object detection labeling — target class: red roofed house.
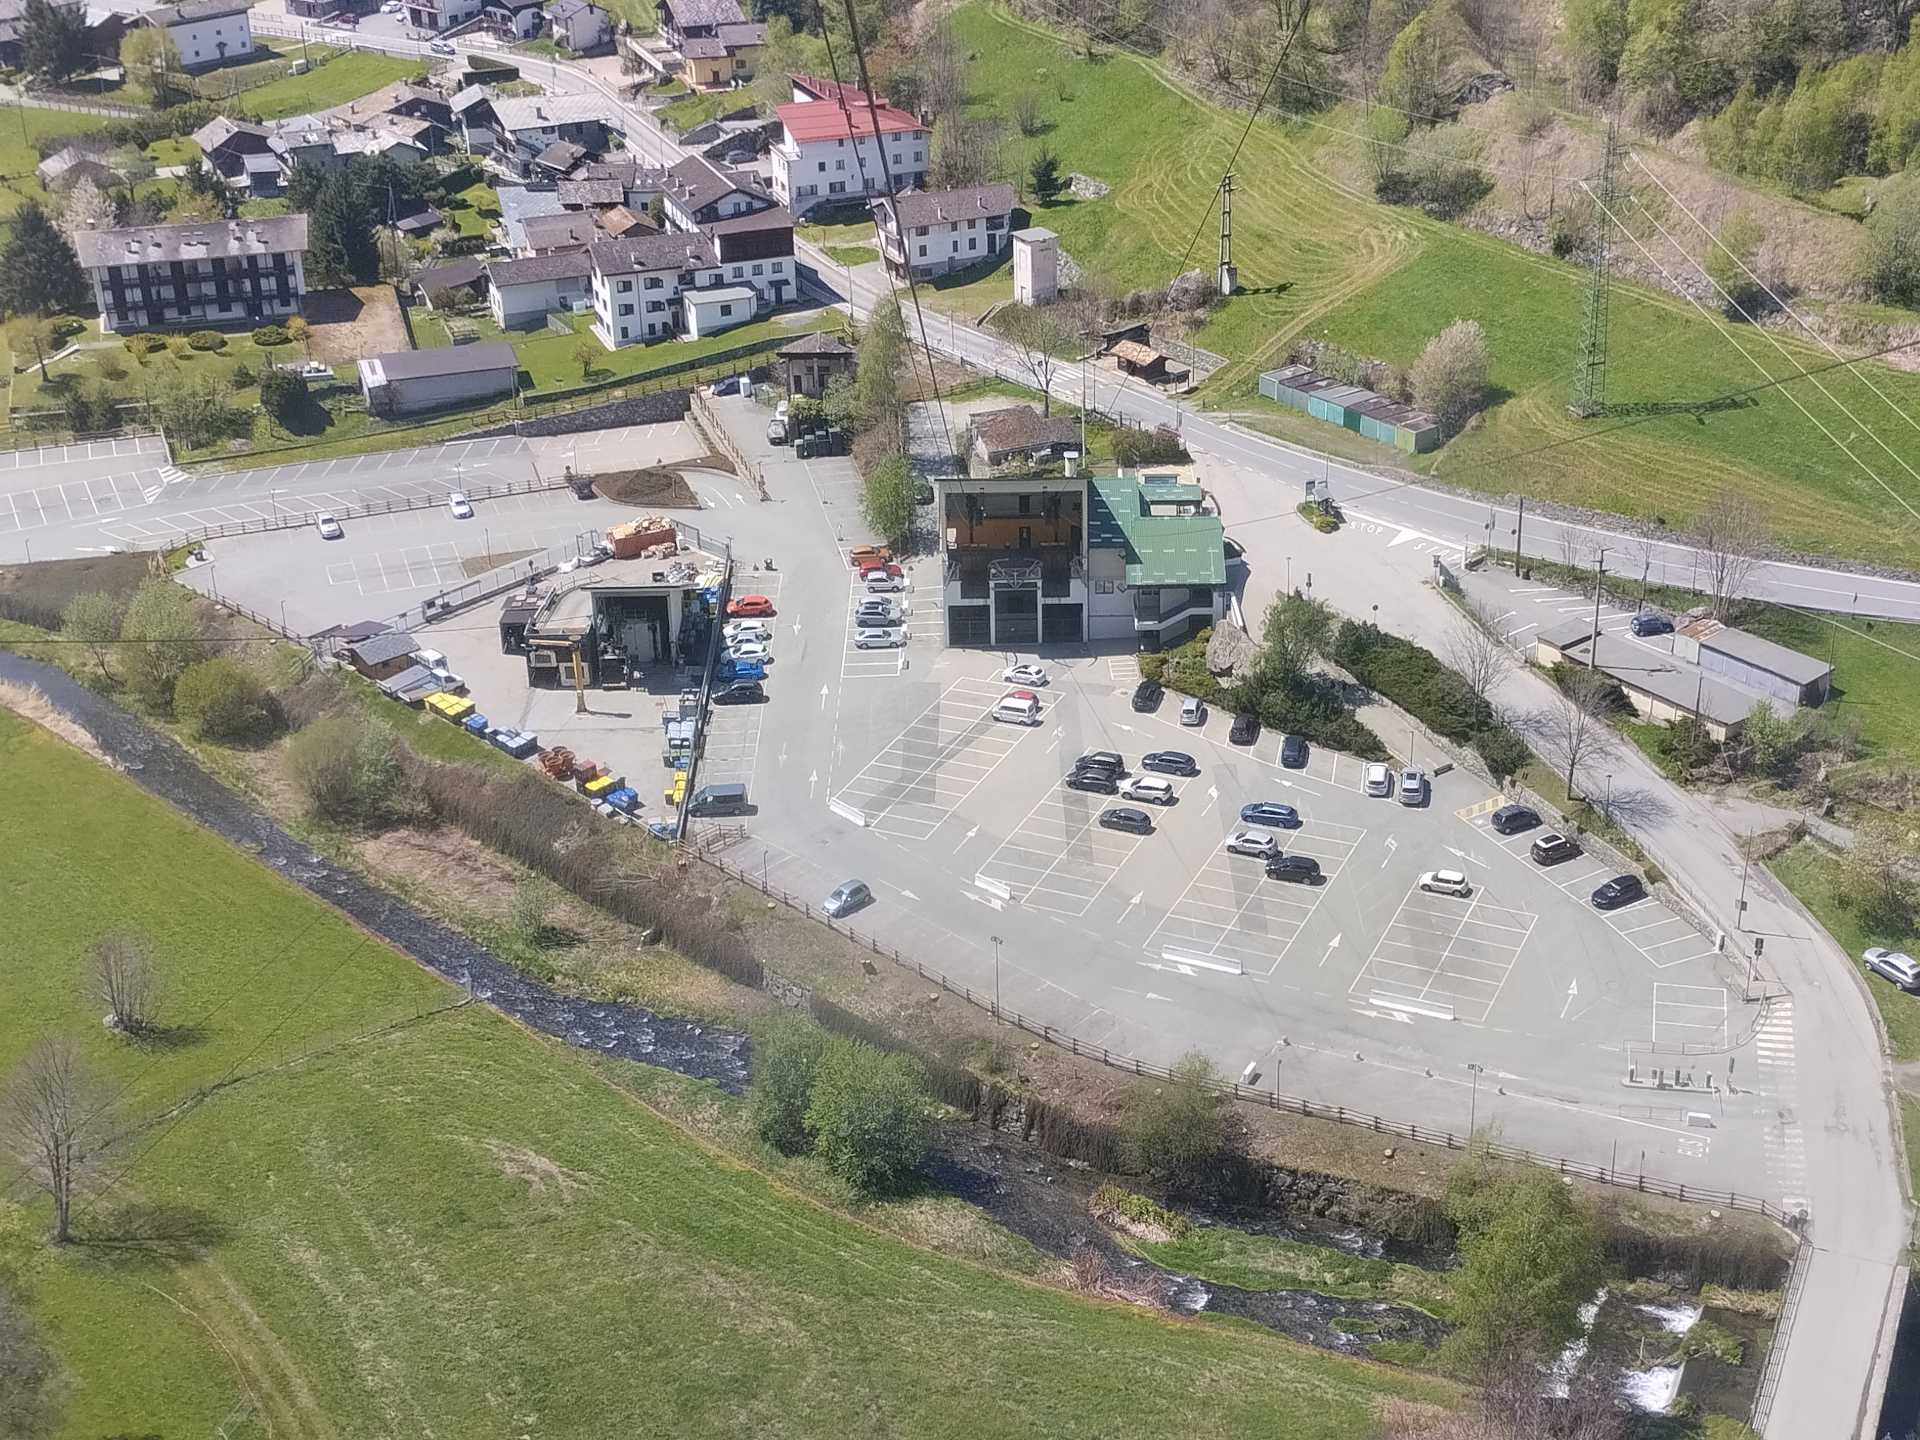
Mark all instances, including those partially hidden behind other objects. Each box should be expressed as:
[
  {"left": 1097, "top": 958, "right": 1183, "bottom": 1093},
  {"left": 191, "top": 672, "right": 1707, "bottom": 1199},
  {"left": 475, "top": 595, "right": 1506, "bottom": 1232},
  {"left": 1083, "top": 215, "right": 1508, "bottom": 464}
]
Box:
[{"left": 770, "top": 75, "right": 927, "bottom": 217}]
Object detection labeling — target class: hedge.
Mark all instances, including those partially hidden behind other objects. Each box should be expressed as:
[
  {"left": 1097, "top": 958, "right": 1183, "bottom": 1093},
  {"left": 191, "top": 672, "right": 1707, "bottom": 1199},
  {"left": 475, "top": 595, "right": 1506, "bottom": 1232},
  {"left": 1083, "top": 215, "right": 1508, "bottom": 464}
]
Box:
[{"left": 1334, "top": 620, "right": 1532, "bottom": 778}]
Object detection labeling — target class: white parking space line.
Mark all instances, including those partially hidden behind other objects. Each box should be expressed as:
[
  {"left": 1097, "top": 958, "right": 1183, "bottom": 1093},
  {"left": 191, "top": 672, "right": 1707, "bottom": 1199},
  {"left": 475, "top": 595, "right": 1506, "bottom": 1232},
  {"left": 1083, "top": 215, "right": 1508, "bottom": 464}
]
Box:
[
  {"left": 1350, "top": 888, "right": 1537, "bottom": 1024},
  {"left": 1144, "top": 851, "right": 1321, "bottom": 974},
  {"left": 321, "top": 543, "right": 468, "bottom": 595},
  {"left": 833, "top": 677, "right": 1030, "bottom": 839},
  {"left": 1652, "top": 983, "right": 1728, "bottom": 1049},
  {"left": 701, "top": 693, "right": 768, "bottom": 788},
  {"left": 979, "top": 790, "right": 1146, "bottom": 916}
]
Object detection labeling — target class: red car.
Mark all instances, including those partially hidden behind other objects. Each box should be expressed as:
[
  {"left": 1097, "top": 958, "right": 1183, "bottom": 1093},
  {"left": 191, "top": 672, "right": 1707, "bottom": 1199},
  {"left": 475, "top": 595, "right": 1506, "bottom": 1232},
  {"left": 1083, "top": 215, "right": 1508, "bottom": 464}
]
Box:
[
  {"left": 727, "top": 594, "right": 774, "bottom": 617},
  {"left": 858, "top": 561, "right": 904, "bottom": 580}
]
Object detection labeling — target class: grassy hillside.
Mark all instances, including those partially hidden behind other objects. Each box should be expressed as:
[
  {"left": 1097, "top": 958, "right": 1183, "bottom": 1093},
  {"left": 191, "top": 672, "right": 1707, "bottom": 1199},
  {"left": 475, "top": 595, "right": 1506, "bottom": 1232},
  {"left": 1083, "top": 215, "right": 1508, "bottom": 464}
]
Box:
[
  {"left": 948, "top": 3, "right": 1920, "bottom": 566},
  {"left": 0, "top": 707, "right": 1456, "bottom": 1438}
]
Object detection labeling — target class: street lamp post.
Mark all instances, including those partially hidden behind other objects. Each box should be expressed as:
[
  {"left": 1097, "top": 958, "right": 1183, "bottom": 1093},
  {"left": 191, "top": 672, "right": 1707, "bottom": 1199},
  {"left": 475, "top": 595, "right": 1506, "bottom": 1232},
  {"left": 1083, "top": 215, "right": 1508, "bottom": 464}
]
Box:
[
  {"left": 990, "top": 935, "right": 1002, "bottom": 1017},
  {"left": 1603, "top": 772, "right": 1612, "bottom": 819},
  {"left": 1467, "top": 1062, "right": 1485, "bottom": 1133}
]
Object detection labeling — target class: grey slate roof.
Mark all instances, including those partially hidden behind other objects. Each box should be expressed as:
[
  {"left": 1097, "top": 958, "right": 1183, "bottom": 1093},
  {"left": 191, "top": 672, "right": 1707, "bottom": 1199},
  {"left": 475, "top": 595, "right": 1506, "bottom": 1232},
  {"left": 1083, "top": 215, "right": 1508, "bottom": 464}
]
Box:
[
  {"left": 143, "top": 0, "right": 249, "bottom": 23},
  {"left": 881, "top": 183, "right": 1015, "bottom": 230},
  {"left": 520, "top": 210, "right": 600, "bottom": 250},
  {"left": 588, "top": 232, "right": 717, "bottom": 273},
  {"left": 664, "top": 154, "right": 768, "bottom": 214},
  {"left": 491, "top": 93, "right": 614, "bottom": 133},
  {"left": 415, "top": 256, "right": 488, "bottom": 294},
  {"left": 973, "top": 405, "right": 1079, "bottom": 454},
  {"left": 363, "top": 342, "right": 518, "bottom": 383},
  {"left": 487, "top": 251, "right": 593, "bottom": 286},
  {"left": 777, "top": 330, "right": 855, "bottom": 357},
  {"left": 73, "top": 215, "right": 308, "bottom": 268},
  {"left": 659, "top": 0, "right": 744, "bottom": 28},
  {"left": 1679, "top": 619, "right": 1832, "bottom": 686},
  {"left": 346, "top": 630, "right": 422, "bottom": 666}
]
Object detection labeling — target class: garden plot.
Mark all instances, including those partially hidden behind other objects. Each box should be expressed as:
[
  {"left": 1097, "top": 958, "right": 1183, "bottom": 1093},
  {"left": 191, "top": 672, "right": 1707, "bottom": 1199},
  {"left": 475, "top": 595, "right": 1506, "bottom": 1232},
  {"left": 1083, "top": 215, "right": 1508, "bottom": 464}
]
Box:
[
  {"left": 831, "top": 676, "right": 1028, "bottom": 839},
  {"left": 1349, "top": 886, "right": 1537, "bottom": 1024}
]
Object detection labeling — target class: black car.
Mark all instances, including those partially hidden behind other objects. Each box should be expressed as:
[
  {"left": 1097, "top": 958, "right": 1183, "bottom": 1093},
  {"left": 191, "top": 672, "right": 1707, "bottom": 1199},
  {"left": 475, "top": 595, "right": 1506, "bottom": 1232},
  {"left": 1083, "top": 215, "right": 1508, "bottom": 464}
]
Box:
[
  {"left": 1066, "top": 770, "right": 1119, "bottom": 795},
  {"left": 1280, "top": 733, "right": 1309, "bottom": 768},
  {"left": 1099, "top": 807, "right": 1154, "bottom": 835},
  {"left": 1592, "top": 874, "right": 1647, "bottom": 910},
  {"left": 1489, "top": 804, "right": 1541, "bottom": 835},
  {"left": 1230, "top": 712, "right": 1261, "bottom": 746},
  {"left": 1630, "top": 613, "right": 1675, "bottom": 637},
  {"left": 712, "top": 680, "right": 765, "bottom": 705},
  {"left": 1266, "top": 854, "right": 1322, "bottom": 884},
  {"left": 1074, "top": 751, "right": 1127, "bottom": 775},
  {"left": 1131, "top": 679, "right": 1164, "bottom": 713},
  {"left": 1141, "top": 750, "right": 1198, "bottom": 777},
  {"left": 1531, "top": 833, "right": 1582, "bottom": 866}
]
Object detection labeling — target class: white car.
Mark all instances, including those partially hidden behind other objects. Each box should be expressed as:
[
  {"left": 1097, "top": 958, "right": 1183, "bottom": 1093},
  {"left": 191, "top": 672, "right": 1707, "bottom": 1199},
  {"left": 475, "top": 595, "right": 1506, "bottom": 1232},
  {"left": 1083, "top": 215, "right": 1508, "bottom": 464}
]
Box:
[
  {"left": 1419, "top": 869, "right": 1473, "bottom": 897},
  {"left": 1002, "top": 663, "right": 1048, "bottom": 686},
  {"left": 855, "top": 603, "right": 902, "bottom": 626},
  {"left": 1180, "top": 695, "right": 1206, "bottom": 726},
  {"left": 854, "top": 628, "right": 904, "bottom": 649},
  {"left": 1364, "top": 762, "right": 1392, "bottom": 797},
  {"left": 1224, "top": 829, "right": 1279, "bottom": 859},
  {"left": 775, "top": 399, "right": 790, "bottom": 422},
  {"left": 448, "top": 491, "right": 473, "bottom": 519},
  {"left": 1399, "top": 768, "right": 1427, "bottom": 806},
  {"left": 724, "top": 620, "right": 770, "bottom": 643},
  {"left": 726, "top": 640, "right": 771, "bottom": 664},
  {"left": 315, "top": 512, "right": 344, "bottom": 540},
  {"left": 1118, "top": 776, "right": 1175, "bottom": 805},
  {"left": 864, "top": 574, "right": 905, "bottom": 593}
]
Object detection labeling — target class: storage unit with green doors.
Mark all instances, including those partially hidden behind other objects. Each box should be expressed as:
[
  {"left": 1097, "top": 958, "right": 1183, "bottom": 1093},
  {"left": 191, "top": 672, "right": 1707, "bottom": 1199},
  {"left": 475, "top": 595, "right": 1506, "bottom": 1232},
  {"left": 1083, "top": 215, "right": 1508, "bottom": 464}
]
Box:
[{"left": 1259, "top": 364, "right": 1441, "bottom": 454}]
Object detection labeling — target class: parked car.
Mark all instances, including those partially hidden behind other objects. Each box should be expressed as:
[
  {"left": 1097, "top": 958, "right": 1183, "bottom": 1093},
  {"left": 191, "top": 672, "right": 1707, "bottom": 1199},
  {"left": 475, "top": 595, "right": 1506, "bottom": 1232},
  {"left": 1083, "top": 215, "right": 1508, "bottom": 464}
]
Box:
[
  {"left": 858, "top": 561, "right": 904, "bottom": 580},
  {"left": 854, "top": 628, "right": 904, "bottom": 649},
  {"left": 822, "top": 879, "right": 871, "bottom": 917},
  {"left": 1230, "top": 712, "right": 1261, "bottom": 745},
  {"left": 1075, "top": 751, "right": 1127, "bottom": 775},
  {"left": 1118, "top": 776, "right": 1176, "bottom": 805},
  {"left": 1223, "top": 535, "right": 1245, "bottom": 562},
  {"left": 1530, "top": 833, "right": 1582, "bottom": 866},
  {"left": 316, "top": 512, "right": 344, "bottom": 540},
  {"left": 1240, "top": 801, "right": 1299, "bottom": 828},
  {"left": 1419, "top": 869, "right": 1473, "bottom": 897},
  {"left": 1630, "top": 612, "right": 1675, "bottom": 637},
  {"left": 855, "top": 599, "right": 902, "bottom": 623},
  {"left": 1180, "top": 695, "right": 1207, "bottom": 726},
  {"left": 448, "top": 491, "right": 473, "bottom": 519},
  {"left": 727, "top": 594, "right": 774, "bottom": 617},
  {"left": 767, "top": 417, "right": 789, "bottom": 445},
  {"left": 1864, "top": 947, "right": 1920, "bottom": 990},
  {"left": 712, "top": 680, "right": 765, "bottom": 705},
  {"left": 1099, "top": 807, "right": 1155, "bottom": 835},
  {"left": 1398, "top": 768, "right": 1426, "bottom": 806},
  {"left": 1265, "top": 854, "right": 1322, "bottom": 884},
  {"left": 864, "top": 574, "right": 905, "bottom": 593},
  {"left": 1141, "top": 751, "right": 1197, "bottom": 776},
  {"left": 1003, "top": 663, "right": 1048, "bottom": 686},
  {"left": 430, "top": 38, "right": 455, "bottom": 55},
  {"left": 1490, "top": 804, "right": 1541, "bottom": 835},
  {"left": 716, "top": 658, "right": 765, "bottom": 683},
  {"left": 1364, "top": 762, "right": 1393, "bottom": 797},
  {"left": 1131, "top": 678, "right": 1164, "bottom": 713},
  {"left": 1225, "top": 829, "right": 1280, "bottom": 859},
  {"left": 775, "top": 399, "right": 790, "bottom": 422},
  {"left": 993, "top": 691, "right": 1042, "bottom": 725},
  {"left": 1591, "top": 875, "right": 1647, "bottom": 910},
  {"left": 1066, "top": 769, "right": 1119, "bottom": 795},
  {"left": 723, "top": 619, "right": 770, "bottom": 643},
  {"left": 1280, "top": 733, "right": 1309, "bottom": 768},
  {"left": 725, "top": 640, "right": 772, "bottom": 664}
]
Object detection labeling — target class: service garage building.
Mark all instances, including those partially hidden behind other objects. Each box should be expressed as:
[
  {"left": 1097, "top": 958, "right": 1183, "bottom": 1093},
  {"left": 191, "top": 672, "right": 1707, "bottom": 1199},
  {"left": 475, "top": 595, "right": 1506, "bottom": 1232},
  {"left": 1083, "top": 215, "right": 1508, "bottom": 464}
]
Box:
[{"left": 359, "top": 342, "right": 520, "bottom": 417}]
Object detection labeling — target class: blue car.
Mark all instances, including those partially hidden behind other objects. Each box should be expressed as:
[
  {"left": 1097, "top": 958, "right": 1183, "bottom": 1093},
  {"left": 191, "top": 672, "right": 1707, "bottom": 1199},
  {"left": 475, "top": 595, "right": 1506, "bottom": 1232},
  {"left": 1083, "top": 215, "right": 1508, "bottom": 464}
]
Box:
[
  {"left": 716, "top": 658, "right": 766, "bottom": 683},
  {"left": 1240, "top": 801, "right": 1300, "bottom": 828},
  {"left": 1630, "top": 613, "right": 1674, "bottom": 637}
]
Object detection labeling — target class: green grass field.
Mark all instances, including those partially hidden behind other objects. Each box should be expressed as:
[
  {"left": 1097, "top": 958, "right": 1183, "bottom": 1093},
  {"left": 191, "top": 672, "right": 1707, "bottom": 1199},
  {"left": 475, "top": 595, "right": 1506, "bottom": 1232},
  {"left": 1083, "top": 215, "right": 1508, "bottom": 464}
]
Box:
[
  {"left": 1739, "top": 608, "right": 1920, "bottom": 761},
  {"left": 1135, "top": 1226, "right": 1457, "bottom": 1319},
  {"left": 0, "top": 107, "right": 113, "bottom": 223},
  {"left": 1767, "top": 840, "right": 1920, "bottom": 1061},
  {"left": 239, "top": 51, "right": 428, "bottom": 120},
  {"left": 0, "top": 708, "right": 1458, "bottom": 1436},
  {"left": 945, "top": 3, "right": 1920, "bottom": 567}
]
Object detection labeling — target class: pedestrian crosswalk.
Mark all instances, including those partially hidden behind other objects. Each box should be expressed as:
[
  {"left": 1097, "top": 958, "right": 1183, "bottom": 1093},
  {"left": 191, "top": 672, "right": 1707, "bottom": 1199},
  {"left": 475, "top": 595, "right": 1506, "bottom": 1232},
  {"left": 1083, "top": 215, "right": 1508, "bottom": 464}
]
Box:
[{"left": 1752, "top": 997, "right": 1806, "bottom": 1203}]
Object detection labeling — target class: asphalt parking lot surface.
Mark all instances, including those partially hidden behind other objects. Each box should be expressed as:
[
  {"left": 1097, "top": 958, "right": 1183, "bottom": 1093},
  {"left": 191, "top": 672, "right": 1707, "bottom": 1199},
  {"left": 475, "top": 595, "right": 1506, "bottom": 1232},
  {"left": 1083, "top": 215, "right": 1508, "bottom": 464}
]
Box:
[{"left": 164, "top": 394, "right": 1788, "bottom": 1197}]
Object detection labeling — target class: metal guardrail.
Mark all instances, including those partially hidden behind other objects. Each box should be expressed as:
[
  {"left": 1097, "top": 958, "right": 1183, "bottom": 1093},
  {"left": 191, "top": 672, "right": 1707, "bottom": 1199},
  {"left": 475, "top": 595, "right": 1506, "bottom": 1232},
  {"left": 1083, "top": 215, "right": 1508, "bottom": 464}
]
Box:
[
  {"left": 171, "top": 471, "right": 570, "bottom": 545},
  {"left": 1750, "top": 1236, "right": 1813, "bottom": 1433},
  {"left": 377, "top": 528, "right": 604, "bottom": 635},
  {"left": 689, "top": 842, "right": 1807, "bottom": 1231}
]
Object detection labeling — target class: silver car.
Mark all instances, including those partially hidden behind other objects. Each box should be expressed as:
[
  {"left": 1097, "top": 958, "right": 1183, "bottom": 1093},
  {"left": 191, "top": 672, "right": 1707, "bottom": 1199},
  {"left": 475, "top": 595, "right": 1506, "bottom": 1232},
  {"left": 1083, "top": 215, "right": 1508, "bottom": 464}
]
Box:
[
  {"left": 854, "top": 627, "right": 904, "bottom": 649},
  {"left": 315, "top": 512, "right": 344, "bottom": 540},
  {"left": 1398, "top": 768, "right": 1426, "bottom": 806},
  {"left": 1224, "top": 829, "right": 1279, "bottom": 859},
  {"left": 822, "top": 880, "right": 871, "bottom": 917},
  {"left": 1864, "top": 947, "right": 1920, "bottom": 990},
  {"left": 1180, "top": 695, "right": 1207, "bottom": 726}
]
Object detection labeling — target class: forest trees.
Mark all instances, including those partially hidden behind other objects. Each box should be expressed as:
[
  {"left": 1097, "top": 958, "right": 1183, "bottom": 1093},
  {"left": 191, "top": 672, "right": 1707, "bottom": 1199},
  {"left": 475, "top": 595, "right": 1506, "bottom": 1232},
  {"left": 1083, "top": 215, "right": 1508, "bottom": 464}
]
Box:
[
  {"left": 0, "top": 203, "right": 89, "bottom": 318},
  {"left": 1411, "top": 319, "right": 1490, "bottom": 435},
  {"left": 19, "top": 0, "right": 89, "bottom": 84}
]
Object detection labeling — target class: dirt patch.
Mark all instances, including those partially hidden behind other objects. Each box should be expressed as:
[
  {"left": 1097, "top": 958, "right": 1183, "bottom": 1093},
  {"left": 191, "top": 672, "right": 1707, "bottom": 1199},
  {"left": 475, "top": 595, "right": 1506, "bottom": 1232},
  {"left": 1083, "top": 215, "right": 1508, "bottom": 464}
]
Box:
[
  {"left": 590, "top": 468, "right": 700, "bottom": 507},
  {"left": 303, "top": 286, "right": 411, "bottom": 364},
  {"left": 480, "top": 1139, "right": 587, "bottom": 1198},
  {"left": 0, "top": 552, "right": 153, "bottom": 629},
  {"left": 460, "top": 548, "right": 538, "bottom": 578}
]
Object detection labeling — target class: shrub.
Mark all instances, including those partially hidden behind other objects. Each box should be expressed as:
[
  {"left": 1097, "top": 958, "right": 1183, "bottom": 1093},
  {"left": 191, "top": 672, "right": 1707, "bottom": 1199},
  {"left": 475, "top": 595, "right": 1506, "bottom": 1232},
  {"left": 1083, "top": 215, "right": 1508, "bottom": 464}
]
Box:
[
  {"left": 1297, "top": 500, "right": 1339, "bottom": 533},
  {"left": 1118, "top": 1050, "right": 1241, "bottom": 1195},
  {"left": 1472, "top": 726, "right": 1531, "bottom": 779},
  {"left": 257, "top": 366, "right": 308, "bottom": 428},
  {"left": 173, "top": 656, "right": 269, "bottom": 743},
  {"left": 122, "top": 332, "right": 165, "bottom": 357},
  {"left": 95, "top": 353, "right": 126, "bottom": 382},
  {"left": 117, "top": 577, "right": 199, "bottom": 712},
  {"left": 747, "top": 1011, "right": 831, "bottom": 1155},
  {"left": 1111, "top": 423, "right": 1190, "bottom": 468},
  {"left": 230, "top": 361, "right": 255, "bottom": 388},
  {"left": 285, "top": 710, "right": 409, "bottom": 827},
  {"left": 1089, "top": 1183, "right": 1191, "bottom": 1239},
  {"left": 164, "top": 334, "right": 190, "bottom": 359},
  {"left": 186, "top": 329, "right": 225, "bottom": 351},
  {"left": 251, "top": 324, "right": 290, "bottom": 346},
  {"left": 1411, "top": 318, "right": 1490, "bottom": 437},
  {"left": 803, "top": 1039, "right": 934, "bottom": 1194}
]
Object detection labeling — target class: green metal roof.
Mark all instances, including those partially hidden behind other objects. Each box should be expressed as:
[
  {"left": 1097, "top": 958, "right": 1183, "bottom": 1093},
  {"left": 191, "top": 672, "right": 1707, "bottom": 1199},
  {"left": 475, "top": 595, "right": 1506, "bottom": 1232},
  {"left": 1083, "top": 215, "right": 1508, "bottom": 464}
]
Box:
[
  {"left": 1087, "top": 475, "right": 1226, "bottom": 588},
  {"left": 1139, "top": 478, "right": 1205, "bottom": 504}
]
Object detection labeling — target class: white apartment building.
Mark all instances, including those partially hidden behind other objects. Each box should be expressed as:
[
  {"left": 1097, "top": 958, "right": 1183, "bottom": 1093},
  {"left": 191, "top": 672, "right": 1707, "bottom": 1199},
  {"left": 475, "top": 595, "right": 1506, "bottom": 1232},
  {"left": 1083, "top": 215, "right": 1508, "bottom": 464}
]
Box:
[
  {"left": 770, "top": 75, "right": 926, "bottom": 216},
  {"left": 587, "top": 233, "right": 732, "bottom": 348},
  {"left": 143, "top": 0, "right": 252, "bottom": 67},
  {"left": 74, "top": 216, "right": 307, "bottom": 334}
]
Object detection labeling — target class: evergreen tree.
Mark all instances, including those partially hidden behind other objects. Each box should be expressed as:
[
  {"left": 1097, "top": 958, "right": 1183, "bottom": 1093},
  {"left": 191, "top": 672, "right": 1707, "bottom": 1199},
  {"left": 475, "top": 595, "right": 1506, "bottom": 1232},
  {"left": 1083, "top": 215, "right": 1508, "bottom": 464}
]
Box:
[
  {"left": 20, "top": 0, "right": 88, "bottom": 84},
  {"left": 0, "top": 202, "right": 89, "bottom": 317},
  {"left": 305, "top": 172, "right": 381, "bottom": 288},
  {"left": 1029, "top": 146, "right": 1064, "bottom": 203}
]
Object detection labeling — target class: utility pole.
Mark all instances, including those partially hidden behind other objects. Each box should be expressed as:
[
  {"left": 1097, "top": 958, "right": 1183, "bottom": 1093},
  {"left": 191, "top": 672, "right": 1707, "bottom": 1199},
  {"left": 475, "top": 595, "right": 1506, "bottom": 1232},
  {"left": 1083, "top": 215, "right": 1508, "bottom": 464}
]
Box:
[
  {"left": 1569, "top": 121, "right": 1622, "bottom": 419},
  {"left": 1513, "top": 496, "right": 1525, "bottom": 574},
  {"left": 1588, "top": 547, "right": 1609, "bottom": 667},
  {"left": 1217, "top": 174, "right": 1237, "bottom": 297}
]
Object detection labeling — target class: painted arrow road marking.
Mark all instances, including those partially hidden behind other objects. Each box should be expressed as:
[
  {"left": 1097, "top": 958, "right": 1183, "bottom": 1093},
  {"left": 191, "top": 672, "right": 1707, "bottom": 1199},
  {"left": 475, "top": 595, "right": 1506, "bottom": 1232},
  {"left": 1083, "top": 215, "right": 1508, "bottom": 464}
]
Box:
[
  {"left": 809, "top": 769, "right": 818, "bottom": 798},
  {"left": 1560, "top": 980, "right": 1579, "bottom": 1020},
  {"left": 1320, "top": 933, "right": 1343, "bottom": 967},
  {"left": 819, "top": 683, "right": 830, "bottom": 709},
  {"left": 953, "top": 824, "right": 979, "bottom": 854}
]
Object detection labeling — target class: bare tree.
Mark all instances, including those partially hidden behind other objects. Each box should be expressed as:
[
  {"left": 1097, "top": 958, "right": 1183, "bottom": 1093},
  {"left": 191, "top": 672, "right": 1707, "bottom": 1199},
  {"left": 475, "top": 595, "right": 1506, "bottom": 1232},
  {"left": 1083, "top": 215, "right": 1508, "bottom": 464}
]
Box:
[
  {"left": 90, "top": 933, "right": 156, "bottom": 1036},
  {"left": 1556, "top": 523, "right": 1589, "bottom": 573},
  {"left": 0, "top": 1037, "right": 109, "bottom": 1243},
  {"left": 992, "top": 303, "right": 1084, "bottom": 416},
  {"left": 1444, "top": 603, "right": 1513, "bottom": 708},
  {"left": 1690, "top": 489, "right": 1765, "bottom": 619},
  {"left": 1529, "top": 667, "right": 1617, "bottom": 802}
]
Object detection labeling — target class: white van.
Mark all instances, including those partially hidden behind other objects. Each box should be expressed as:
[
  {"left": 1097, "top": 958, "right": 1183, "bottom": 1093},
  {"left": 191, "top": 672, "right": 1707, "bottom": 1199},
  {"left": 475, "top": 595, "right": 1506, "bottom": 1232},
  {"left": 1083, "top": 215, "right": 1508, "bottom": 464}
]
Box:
[{"left": 992, "top": 692, "right": 1042, "bottom": 726}]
